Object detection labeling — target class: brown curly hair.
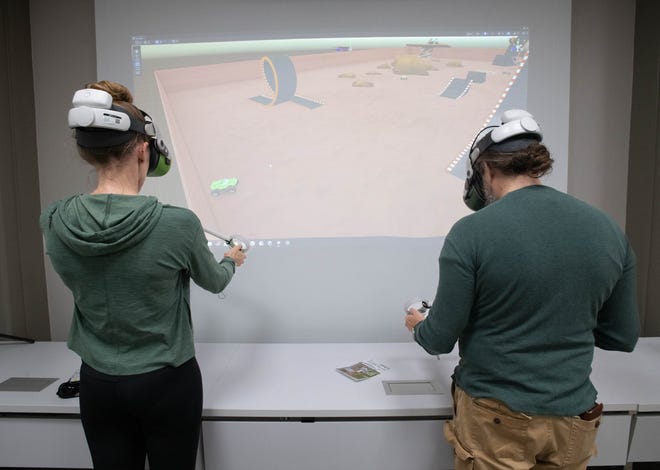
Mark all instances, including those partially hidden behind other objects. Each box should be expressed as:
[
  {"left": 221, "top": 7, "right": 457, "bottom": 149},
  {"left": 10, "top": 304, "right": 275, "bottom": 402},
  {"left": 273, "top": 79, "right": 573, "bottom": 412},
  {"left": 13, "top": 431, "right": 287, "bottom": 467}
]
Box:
[{"left": 479, "top": 142, "right": 554, "bottom": 178}]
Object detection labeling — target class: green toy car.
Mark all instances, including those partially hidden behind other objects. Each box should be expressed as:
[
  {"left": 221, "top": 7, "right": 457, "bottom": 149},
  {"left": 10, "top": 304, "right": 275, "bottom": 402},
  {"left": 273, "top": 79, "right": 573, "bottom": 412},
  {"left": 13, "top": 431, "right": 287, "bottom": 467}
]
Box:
[{"left": 210, "top": 178, "right": 239, "bottom": 196}]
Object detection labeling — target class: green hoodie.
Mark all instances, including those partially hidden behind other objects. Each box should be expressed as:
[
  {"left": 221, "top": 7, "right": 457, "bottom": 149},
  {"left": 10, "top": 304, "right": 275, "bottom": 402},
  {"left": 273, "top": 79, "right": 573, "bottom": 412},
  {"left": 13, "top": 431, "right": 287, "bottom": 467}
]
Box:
[{"left": 40, "top": 194, "right": 236, "bottom": 375}]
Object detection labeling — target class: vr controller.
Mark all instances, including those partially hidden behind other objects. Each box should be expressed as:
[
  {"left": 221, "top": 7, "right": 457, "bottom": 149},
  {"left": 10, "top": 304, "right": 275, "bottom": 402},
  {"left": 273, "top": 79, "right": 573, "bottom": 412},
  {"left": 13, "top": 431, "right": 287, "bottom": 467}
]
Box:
[
  {"left": 203, "top": 228, "right": 249, "bottom": 252},
  {"left": 405, "top": 299, "right": 431, "bottom": 318},
  {"left": 405, "top": 299, "right": 439, "bottom": 359}
]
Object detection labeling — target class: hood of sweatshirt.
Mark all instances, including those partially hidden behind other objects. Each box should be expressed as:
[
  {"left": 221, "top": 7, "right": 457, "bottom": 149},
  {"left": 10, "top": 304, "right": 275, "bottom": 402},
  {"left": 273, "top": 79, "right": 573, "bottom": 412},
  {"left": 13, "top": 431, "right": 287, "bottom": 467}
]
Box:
[{"left": 42, "top": 194, "right": 163, "bottom": 256}]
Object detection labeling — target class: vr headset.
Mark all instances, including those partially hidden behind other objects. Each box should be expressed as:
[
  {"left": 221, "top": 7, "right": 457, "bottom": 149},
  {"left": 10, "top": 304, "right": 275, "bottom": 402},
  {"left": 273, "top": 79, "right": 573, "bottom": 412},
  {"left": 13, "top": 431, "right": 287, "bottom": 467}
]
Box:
[
  {"left": 463, "top": 109, "right": 543, "bottom": 211},
  {"left": 68, "top": 88, "right": 172, "bottom": 177}
]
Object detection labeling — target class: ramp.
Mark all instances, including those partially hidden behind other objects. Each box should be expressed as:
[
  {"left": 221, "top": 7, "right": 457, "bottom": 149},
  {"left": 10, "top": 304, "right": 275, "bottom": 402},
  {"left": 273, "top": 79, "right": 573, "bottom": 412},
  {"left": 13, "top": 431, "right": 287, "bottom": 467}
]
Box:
[{"left": 438, "top": 78, "right": 472, "bottom": 99}]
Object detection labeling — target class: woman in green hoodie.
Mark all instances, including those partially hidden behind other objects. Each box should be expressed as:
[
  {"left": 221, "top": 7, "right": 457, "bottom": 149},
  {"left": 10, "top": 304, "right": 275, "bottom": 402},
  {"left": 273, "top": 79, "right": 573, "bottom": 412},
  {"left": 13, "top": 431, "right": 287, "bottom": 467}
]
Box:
[{"left": 40, "top": 80, "right": 246, "bottom": 470}]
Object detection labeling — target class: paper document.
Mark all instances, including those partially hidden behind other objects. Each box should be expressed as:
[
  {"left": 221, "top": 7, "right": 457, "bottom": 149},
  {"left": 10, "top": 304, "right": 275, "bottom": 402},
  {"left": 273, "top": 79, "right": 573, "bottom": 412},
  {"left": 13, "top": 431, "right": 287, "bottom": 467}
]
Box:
[{"left": 336, "top": 360, "right": 390, "bottom": 382}]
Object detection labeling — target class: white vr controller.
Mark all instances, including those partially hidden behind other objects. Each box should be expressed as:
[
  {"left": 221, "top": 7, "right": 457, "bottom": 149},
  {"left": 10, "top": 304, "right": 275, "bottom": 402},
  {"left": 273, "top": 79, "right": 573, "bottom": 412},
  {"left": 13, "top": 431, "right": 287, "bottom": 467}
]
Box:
[
  {"left": 404, "top": 299, "right": 431, "bottom": 318},
  {"left": 203, "top": 228, "right": 249, "bottom": 252}
]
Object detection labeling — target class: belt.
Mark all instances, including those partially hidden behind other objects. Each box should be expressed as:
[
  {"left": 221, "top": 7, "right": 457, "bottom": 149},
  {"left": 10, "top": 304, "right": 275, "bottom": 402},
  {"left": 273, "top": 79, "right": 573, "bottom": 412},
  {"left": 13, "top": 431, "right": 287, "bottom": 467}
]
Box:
[{"left": 579, "top": 403, "right": 603, "bottom": 421}]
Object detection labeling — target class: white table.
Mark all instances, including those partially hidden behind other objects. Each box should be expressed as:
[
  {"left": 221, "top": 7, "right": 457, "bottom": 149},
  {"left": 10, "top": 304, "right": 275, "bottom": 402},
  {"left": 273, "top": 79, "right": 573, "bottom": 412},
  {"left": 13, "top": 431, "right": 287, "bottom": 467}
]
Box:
[
  {"left": 591, "top": 339, "right": 660, "bottom": 463},
  {"left": 196, "top": 342, "right": 457, "bottom": 470},
  {"left": 1, "top": 339, "right": 658, "bottom": 469},
  {"left": 0, "top": 342, "right": 203, "bottom": 469},
  {"left": 0, "top": 341, "right": 89, "bottom": 468}
]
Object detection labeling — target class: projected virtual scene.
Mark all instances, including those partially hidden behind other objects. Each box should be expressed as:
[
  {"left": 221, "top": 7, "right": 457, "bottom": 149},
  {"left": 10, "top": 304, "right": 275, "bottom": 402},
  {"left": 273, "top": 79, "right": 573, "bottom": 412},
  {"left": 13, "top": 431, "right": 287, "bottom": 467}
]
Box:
[{"left": 145, "top": 34, "right": 529, "bottom": 241}]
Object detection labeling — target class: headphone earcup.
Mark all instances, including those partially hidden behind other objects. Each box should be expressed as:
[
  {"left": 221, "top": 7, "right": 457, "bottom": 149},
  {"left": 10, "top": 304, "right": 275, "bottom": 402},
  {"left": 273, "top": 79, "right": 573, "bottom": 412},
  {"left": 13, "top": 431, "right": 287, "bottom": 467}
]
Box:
[
  {"left": 148, "top": 140, "right": 159, "bottom": 172},
  {"left": 146, "top": 138, "right": 171, "bottom": 177},
  {"left": 463, "top": 164, "right": 486, "bottom": 211}
]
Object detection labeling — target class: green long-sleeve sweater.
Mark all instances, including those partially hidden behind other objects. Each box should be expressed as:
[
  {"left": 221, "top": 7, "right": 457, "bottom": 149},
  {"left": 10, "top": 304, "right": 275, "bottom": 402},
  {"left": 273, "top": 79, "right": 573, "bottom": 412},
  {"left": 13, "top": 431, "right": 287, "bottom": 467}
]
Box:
[
  {"left": 40, "top": 194, "right": 235, "bottom": 375},
  {"left": 414, "top": 185, "right": 639, "bottom": 416}
]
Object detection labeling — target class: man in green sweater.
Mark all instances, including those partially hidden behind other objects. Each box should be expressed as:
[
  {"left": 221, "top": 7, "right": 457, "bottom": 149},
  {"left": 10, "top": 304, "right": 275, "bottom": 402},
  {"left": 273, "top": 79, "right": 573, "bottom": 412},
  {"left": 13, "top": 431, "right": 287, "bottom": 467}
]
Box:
[{"left": 405, "top": 110, "right": 639, "bottom": 470}]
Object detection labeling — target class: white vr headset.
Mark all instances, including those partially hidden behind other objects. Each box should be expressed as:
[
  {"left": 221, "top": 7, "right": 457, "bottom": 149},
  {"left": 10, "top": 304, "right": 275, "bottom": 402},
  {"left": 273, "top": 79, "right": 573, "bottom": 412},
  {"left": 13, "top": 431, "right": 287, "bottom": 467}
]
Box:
[
  {"left": 463, "top": 109, "right": 543, "bottom": 211},
  {"left": 68, "top": 88, "right": 172, "bottom": 177},
  {"left": 69, "top": 89, "right": 137, "bottom": 132}
]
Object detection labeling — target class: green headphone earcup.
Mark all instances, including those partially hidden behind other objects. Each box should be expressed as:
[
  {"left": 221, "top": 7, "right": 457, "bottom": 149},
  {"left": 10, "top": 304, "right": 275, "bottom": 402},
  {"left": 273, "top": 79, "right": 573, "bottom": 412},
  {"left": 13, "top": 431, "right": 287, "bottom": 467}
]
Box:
[{"left": 147, "top": 139, "right": 171, "bottom": 177}]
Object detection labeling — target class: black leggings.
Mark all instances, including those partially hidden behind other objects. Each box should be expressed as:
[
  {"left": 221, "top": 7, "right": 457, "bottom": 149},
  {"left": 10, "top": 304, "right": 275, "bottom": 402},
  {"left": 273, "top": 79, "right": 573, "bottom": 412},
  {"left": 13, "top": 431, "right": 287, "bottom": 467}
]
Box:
[{"left": 79, "top": 357, "right": 203, "bottom": 470}]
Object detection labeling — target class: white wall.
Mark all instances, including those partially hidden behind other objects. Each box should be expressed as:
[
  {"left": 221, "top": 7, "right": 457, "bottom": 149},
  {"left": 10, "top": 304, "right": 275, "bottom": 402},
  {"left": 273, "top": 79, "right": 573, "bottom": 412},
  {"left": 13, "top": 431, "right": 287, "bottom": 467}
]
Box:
[
  {"left": 30, "top": 0, "right": 97, "bottom": 341},
  {"left": 568, "top": 0, "right": 635, "bottom": 227}
]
